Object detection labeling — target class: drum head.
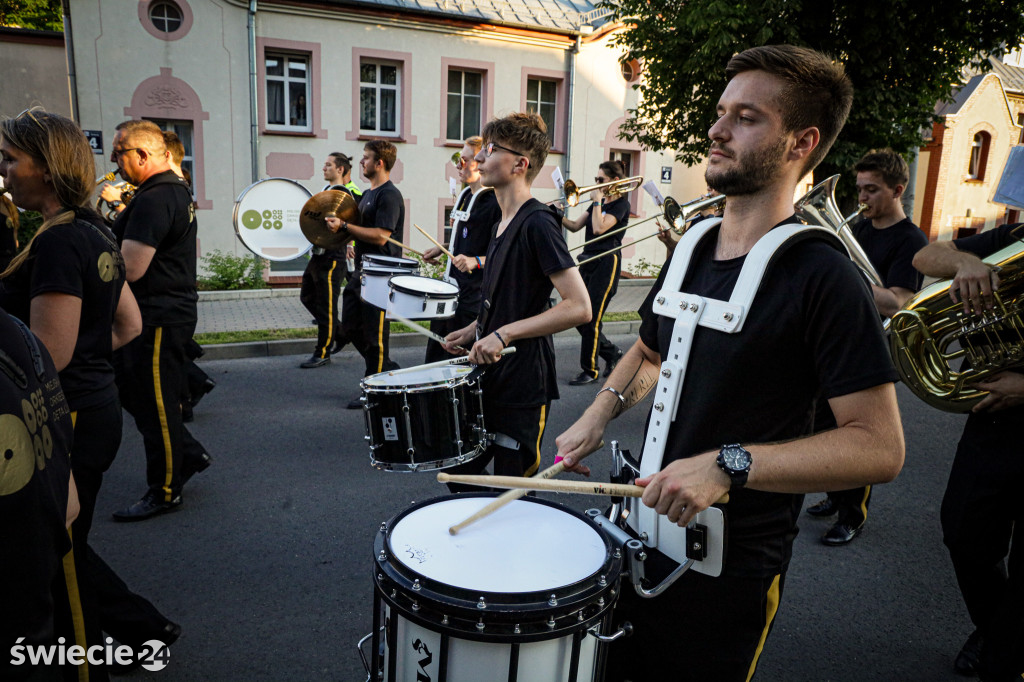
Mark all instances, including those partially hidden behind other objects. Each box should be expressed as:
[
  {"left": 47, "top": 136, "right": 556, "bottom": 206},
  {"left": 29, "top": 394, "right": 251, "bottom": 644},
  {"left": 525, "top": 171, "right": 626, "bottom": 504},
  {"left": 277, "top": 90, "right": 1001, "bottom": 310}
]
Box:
[
  {"left": 389, "top": 275, "right": 459, "bottom": 297},
  {"left": 364, "top": 364, "right": 471, "bottom": 388},
  {"left": 233, "top": 178, "right": 313, "bottom": 261},
  {"left": 388, "top": 497, "right": 607, "bottom": 593},
  {"left": 362, "top": 254, "right": 418, "bottom": 270}
]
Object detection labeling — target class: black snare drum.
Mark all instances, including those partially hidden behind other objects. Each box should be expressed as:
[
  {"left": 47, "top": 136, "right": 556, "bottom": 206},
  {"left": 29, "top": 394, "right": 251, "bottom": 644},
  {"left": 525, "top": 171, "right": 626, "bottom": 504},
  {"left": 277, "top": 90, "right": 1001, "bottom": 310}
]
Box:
[{"left": 361, "top": 365, "right": 486, "bottom": 472}]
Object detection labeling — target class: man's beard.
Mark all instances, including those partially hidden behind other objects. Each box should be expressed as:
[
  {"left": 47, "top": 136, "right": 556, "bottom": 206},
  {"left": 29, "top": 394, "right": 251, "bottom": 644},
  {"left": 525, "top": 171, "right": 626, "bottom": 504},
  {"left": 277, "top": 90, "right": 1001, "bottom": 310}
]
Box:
[{"left": 705, "top": 135, "right": 788, "bottom": 196}]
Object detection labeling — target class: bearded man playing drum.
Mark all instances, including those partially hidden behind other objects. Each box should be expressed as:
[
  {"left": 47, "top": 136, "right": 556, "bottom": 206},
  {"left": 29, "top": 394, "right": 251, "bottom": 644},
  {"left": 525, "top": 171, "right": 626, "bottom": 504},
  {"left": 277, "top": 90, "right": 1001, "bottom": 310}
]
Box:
[
  {"left": 441, "top": 112, "right": 591, "bottom": 487},
  {"left": 557, "top": 45, "right": 905, "bottom": 681}
]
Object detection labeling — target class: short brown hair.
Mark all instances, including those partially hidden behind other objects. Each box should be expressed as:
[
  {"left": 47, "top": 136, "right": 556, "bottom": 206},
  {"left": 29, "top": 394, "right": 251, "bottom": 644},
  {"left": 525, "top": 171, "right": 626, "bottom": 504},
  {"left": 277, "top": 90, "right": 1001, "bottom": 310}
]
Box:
[
  {"left": 481, "top": 112, "right": 550, "bottom": 182},
  {"left": 162, "top": 131, "right": 185, "bottom": 165},
  {"left": 599, "top": 160, "right": 625, "bottom": 180},
  {"left": 464, "top": 135, "right": 484, "bottom": 155},
  {"left": 726, "top": 45, "right": 853, "bottom": 174},
  {"left": 853, "top": 148, "right": 909, "bottom": 189},
  {"left": 363, "top": 140, "right": 397, "bottom": 172},
  {"left": 328, "top": 152, "right": 353, "bottom": 175},
  {"left": 115, "top": 119, "right": 167, "bottom": 157}
]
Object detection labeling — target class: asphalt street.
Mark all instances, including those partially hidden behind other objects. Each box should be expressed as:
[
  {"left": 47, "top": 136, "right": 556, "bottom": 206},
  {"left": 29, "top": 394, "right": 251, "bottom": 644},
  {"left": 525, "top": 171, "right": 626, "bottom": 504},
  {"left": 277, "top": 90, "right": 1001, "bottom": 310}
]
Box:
[{"left": 90, "top": 334, "right": 973, "bottom": 681}]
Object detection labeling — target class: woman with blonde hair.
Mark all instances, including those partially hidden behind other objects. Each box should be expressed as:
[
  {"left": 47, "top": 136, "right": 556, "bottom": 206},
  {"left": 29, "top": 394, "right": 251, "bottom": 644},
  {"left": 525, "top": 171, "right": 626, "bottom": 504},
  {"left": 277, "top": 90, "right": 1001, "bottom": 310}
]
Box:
[{"left": 0, "top": 109, "right": 178, "bottom": 677}]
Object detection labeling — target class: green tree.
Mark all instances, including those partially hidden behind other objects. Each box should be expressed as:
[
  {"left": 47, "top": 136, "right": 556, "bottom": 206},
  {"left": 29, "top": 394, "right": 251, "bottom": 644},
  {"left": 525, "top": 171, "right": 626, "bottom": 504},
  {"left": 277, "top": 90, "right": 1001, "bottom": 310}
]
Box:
[
  {"left": 611, "top": 0, "right": 1024, "bottom": 196},
  {"left": 0, "top": 0, "right": 63, "bottom": 31}
]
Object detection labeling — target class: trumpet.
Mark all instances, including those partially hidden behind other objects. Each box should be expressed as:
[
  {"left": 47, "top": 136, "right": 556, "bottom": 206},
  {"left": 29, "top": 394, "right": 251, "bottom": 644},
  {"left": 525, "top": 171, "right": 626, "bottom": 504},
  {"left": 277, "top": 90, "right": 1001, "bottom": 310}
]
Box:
[
  {"left": 561, "top": 175, "right": 644, "bottom": 208},
  {"left": 96, "top": 171, "right": 117, "bottom": 187},
  {"left": 577, "top": 192, "right": 726, "bottom": 266}
]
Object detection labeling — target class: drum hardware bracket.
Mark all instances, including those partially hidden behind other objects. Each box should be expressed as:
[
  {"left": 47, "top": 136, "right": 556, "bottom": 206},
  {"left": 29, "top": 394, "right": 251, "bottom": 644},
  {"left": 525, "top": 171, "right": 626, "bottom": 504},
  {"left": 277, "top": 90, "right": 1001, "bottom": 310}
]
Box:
[
  {"left": 686, "top": 524, "right": 708, "bottom": 561},
  {"left": 588, "top": 621, "right": 634, "bottom": 643}
]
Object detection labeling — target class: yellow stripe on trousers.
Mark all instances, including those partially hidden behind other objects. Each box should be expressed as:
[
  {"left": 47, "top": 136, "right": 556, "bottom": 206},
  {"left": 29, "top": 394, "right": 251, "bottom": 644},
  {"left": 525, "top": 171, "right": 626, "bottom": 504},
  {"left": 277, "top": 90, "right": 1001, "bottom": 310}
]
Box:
[
  {"left": 319, "top": 261, "right": 338, "bottom": 359},
  {"left": 523, "top": 405, "right": 546, "bottom": 477},
  {"left": 745, "top": 573, "right": 782, "bottom": 682},
  {"left": 587, "top": 254, "right": 619, "bottom": 376},
  {"left": 860, "top": 485, "right": 872, "bottom": 521},
  {"left": 151, "top": 327, "right": 174, "bottom": 501},
  {"left": 62, "top": 527, "right": 90, "bottom": 682},
  {"left": 375, "top": 310, "right": 385, "bottom": 373}
]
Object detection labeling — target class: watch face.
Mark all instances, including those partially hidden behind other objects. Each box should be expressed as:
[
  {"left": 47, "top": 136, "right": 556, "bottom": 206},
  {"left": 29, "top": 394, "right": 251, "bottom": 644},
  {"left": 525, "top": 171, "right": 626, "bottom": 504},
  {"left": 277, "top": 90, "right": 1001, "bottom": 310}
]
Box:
[{"left": 724, "top": 447, "right": 750, "bottom": 470}]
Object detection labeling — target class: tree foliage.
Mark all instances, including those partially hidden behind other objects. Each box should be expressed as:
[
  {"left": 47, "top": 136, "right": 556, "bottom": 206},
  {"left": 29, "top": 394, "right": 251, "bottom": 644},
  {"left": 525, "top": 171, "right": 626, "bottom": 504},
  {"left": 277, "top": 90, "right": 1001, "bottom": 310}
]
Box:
[
  {"left": 0, "top": 0, "right": 63, "bottom": 31},
  {"left": 610, "top": 0, "right": 1024, "bottom": 188}
]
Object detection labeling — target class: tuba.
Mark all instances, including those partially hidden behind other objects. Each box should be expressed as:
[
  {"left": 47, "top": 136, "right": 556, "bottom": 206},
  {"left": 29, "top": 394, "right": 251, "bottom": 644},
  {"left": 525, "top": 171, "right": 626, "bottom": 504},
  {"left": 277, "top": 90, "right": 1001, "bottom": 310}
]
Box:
[{"left": 887, "top": 237, "right": 1024, "bottom": 412}]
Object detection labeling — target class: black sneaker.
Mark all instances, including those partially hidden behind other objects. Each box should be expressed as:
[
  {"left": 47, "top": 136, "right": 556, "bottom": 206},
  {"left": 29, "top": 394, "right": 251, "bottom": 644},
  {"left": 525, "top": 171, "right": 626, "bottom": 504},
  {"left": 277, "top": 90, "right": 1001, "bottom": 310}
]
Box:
[
  {"left": 346, "top": 397, "right": 364, "bottom": 410},
  {"left": 806, "top": 497, "right": 836, "bottom": 517},
  {"left": 953, "top": 630, "right": 983, "bottom": 676},
  {"left": 820, "top": 520, "right": 863, "bottom": 546},
  {"left": 181, "top": 452, "right": 212, "bottom": 486},
  {"left": 569, "top": 371, "right": 598, "bottom": 386},
  {"left": 112, "top": 491, "right": 183, "bottom": 522},
  {"left": 604, "top": 348, "right": 624, "bottom": 377},
  {"left": 301, "top": 355, "right": 331, "bottom": 369}
]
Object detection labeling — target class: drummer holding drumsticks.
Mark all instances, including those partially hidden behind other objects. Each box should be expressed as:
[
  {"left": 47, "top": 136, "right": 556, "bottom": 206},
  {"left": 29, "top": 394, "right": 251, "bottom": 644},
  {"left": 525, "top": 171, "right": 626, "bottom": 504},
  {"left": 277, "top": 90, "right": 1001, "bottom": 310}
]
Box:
[
  {"left": 439, "top": 112, "right": 591, "bottom": 488},
  {"left": 556, "top": 46, "right": 904, "bottom": 681},
  {"left": 422, "top": 135, "right": 501, "bottom": 363}
]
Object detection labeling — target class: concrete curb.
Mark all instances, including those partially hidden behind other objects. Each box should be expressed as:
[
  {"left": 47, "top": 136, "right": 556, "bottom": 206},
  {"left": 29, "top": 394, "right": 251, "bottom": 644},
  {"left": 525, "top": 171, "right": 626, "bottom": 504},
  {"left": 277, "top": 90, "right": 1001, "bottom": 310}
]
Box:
[{"left": 199, "top": 319, "right": 644, "bottom": 360}]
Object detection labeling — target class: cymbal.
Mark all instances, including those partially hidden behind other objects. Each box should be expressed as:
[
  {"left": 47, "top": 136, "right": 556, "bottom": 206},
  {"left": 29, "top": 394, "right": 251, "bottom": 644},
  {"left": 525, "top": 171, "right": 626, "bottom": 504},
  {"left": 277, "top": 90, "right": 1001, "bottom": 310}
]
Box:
[{"left": 299, "top": 190, "right": 360, "bottom": 249}]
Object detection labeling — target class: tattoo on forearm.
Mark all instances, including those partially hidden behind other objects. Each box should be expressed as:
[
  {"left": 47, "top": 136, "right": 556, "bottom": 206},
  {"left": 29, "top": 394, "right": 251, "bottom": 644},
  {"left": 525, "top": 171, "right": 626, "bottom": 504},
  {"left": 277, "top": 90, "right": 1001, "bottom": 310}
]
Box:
[{"left": 614, "top": 361, "right": 658, "bottom": 415}]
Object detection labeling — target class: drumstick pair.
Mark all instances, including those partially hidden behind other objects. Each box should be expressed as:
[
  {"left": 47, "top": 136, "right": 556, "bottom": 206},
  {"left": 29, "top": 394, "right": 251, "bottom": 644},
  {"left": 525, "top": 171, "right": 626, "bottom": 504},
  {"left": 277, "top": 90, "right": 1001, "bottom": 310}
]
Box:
[
  {"left": 385, "top": 236, "right": 424, "bottom": 258},
  {"left": 413, "top": 224, "right": 455, "bottom": 260},
  {"left": 389, "top": 312, "right": 469, "bottom": 353}
]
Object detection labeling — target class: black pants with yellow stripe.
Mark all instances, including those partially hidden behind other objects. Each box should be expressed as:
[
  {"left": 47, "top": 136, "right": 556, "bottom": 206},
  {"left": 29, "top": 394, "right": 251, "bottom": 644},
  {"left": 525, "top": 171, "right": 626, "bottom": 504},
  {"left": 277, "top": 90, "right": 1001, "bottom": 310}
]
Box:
[
  {"left": 606, "top": 565, "right": 786, "bottom": 682},
  {"left": 337, "top": 274, "right": 398, "bottom": 377},
  {"left": 827, "top": 485, "right": 872, "bottom": 527},
  {"left": 444, "top": 402, "right": 548, "bottom": 493},
  {"left": 300, "top": 254, "right": 345, "bottom": 359},
  {"left": 576, "top": 255, "right": 622, "bottom": 379},
  {"left": 116, "top": 323, "right": 208, "bottom": 500}
]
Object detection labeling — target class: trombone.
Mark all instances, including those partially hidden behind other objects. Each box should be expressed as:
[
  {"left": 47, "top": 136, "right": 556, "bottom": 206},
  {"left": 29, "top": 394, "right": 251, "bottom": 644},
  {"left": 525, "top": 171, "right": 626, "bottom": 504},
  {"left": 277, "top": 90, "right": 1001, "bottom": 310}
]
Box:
[
  {"left": 577, "top": 192, "right": 726, "bottom": 266},
  {"left": 560, "top": 175, "right": 644, "bottom": 208}
]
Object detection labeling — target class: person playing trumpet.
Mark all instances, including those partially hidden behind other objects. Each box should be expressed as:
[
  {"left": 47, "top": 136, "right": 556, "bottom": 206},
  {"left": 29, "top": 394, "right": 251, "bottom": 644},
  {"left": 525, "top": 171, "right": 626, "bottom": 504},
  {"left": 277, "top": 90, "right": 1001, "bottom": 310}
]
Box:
[
  {"left": 422, "top": 136, "right": 500, "bottom": 363},
  {"left": 561, "top": 160, "right": 629, "bottom": 385}
]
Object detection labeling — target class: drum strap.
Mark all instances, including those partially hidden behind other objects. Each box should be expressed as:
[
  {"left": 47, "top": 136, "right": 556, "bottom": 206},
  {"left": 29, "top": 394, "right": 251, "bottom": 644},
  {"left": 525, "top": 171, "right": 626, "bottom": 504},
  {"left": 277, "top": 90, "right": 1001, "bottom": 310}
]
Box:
[{"left": 488, "top": 432, "right": 520, "bottom": 451}]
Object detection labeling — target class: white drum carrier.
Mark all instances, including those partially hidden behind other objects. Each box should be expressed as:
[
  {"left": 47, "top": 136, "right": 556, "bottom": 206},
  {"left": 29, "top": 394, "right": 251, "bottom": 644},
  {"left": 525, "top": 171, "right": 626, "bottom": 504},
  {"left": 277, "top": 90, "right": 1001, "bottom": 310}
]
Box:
[{"left": 362, "top": 495, "right": 623, "bottom": 682}]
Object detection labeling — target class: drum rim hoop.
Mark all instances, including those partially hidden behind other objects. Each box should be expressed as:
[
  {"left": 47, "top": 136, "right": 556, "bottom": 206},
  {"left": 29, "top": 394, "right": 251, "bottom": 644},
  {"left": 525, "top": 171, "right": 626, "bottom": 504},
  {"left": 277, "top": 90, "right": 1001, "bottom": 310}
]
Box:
[{"left": 389, "top": 276, "right": 459, "bottom": 298}]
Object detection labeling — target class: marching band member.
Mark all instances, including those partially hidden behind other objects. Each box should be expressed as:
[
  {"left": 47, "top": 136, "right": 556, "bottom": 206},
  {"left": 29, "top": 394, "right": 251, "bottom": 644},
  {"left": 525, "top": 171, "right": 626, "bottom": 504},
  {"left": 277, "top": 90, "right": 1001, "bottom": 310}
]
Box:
[
  {"left": 556, "top": 46, "right": 904, "bottom": 681},
  {"left": 422, "top": 135, "right": 500, "bottom": 363},
  {"left": 441, "top": 112, "right": 590, "bottom": 487},
  {"left": 561, "top": 160, "right": 628, "bottom": 385}
]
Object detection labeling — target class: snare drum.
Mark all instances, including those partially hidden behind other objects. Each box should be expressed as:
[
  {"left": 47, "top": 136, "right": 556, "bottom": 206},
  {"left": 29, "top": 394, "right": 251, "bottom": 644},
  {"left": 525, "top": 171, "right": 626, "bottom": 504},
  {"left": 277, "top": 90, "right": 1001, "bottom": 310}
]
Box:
[
  {"left": 387, "top": 275, "right": 459, "bottom": 320},
  {"left": 361, "top": 365, "right": 485, "bottom": 472},
  {"left": 367, "top": 495, "right": 622, "bottom": 682},
  {"left": 360, "top": 256, "right": 420, "bottom": 310}
]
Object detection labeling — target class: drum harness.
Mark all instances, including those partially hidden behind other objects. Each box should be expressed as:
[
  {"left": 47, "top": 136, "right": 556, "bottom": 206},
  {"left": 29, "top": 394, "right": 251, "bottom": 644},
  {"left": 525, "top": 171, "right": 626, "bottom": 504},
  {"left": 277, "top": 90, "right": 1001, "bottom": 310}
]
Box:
[
  {"left": 590, "top": 216, "right": 849, "bottom": 598},
  {"left": 444, "top": 186, "right": 494, "bottom": 283}
]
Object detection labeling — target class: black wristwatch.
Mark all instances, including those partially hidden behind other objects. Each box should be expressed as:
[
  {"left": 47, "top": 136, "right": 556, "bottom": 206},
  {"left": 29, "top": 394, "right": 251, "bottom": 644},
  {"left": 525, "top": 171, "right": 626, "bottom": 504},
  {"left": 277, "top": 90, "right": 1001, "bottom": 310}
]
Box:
[{"left": 717, "top": 443, "right": 751, "bottom": 488}]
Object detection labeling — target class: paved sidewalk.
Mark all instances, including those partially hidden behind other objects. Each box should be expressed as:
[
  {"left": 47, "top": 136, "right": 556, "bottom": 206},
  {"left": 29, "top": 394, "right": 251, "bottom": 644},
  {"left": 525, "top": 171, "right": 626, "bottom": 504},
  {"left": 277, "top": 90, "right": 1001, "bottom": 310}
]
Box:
[{"left": 198, "top": 278, "right": 655, "bottom": 359}]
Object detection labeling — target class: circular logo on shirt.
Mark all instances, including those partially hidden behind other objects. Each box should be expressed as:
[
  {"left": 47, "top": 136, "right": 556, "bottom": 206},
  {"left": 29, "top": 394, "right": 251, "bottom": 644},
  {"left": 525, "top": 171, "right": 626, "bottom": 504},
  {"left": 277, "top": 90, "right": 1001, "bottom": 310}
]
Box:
[
  {"left": 0, "top": 414, "right": 35, "bottom": 496},
  {"left": 97, "top": 251, "right": 116, "bottom": 282}
]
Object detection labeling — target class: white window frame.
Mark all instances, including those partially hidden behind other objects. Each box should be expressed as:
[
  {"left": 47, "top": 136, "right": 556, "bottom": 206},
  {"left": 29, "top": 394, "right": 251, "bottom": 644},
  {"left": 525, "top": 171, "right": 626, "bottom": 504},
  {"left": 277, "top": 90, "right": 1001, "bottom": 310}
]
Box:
[
  {"left": 526, "top": 77, "right": 558, "bottom": 144},
  {"left": 265, "top": 52, "right": 312, "bottom": 133},
  {"left": 446, "top": 69, "right": 483, "bottom": 142},
  {"left": 149, "top": 1, "right": 183, "bottom": 33},
  {"left": 360, "top": 60, "right": 402, "bottom": 138}
]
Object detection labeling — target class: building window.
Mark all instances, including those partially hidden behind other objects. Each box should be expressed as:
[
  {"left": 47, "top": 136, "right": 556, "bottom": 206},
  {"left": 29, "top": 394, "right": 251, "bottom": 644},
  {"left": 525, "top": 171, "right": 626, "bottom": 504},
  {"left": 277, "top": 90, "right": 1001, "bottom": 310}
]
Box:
[
  {"left": 526, "top": 78, "right": 557, "bottom": 144},
  {"left": 447, "top": 70, "right": 482, "bottom": 141},
  {"left": 967, "top": 132, "right": 991, "bottom": 181},
  {"left": 443, "top": 205, "right": 455, "bottom": 244},
  {"left": 620, "top": 59, "right": 641, "bottom": 83},
  {"left": 266, "top": 53, "right": 311, "bottom": 132},
  {"left": 148, "top": 119, "right": 194, "bottom": 185},
  {"left": 360, "top": 61, "right": 400, "bottom": 136},
  {"left": 1018, "top": 113, "right": 1024, "bottom": 144},
  {"left": 149, "top": 0, "right": 183, "bottom": 33}
]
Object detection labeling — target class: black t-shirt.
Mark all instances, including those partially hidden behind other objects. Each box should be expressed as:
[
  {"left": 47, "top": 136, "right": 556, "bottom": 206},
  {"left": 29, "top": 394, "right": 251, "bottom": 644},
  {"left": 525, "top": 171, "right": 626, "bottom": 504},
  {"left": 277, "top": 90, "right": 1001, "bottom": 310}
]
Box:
[
  {"left": 0, "top": 312, "right": 73, "bottom": 671},
  {"left": 477, "top": 199, "right": 576, "bottom": 407},
  {"left": 112, "top": 170, "right": 198, "bottom": 326},
  {"left": 450, "top": 188, "right": 500, "bottom": 295},
  {"left": 0, "top": 211, "right": 125, "bottom": 410},
  {"left": 355, "top": 180, "right": 404, "bottom": 265},
  {"left": 852, "top": 217, "right": 928, "bottom": 291},
  {"left": 638, "top": 220, "right": 897, "bottom": 577},
  {"left": 580, "top": 195, "right": 630, "bottom": 258}
]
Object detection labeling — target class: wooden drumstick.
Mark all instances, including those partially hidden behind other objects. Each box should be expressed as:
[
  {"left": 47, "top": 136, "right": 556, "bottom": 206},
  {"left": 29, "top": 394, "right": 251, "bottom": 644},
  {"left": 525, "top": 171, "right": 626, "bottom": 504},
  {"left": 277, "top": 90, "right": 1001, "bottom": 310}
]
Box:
[
  {"left": 386, "top": 236, "right": 424, "bottom": 257},
  {"left": 447, "top": 441, "right": 605, "bottom": 535},
  {"left": 437, "top": 473, "right": 729, "bottom": 504},
  {"left": 414, "top": 223, "right": 455, "bottom": 260}
]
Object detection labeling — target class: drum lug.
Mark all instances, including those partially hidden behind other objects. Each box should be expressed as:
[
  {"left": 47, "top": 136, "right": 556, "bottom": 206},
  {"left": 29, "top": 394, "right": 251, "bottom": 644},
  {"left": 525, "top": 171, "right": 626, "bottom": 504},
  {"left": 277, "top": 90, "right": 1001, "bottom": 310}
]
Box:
[
  {"left": 380, "top": 522, "right": 388, "bottom": 531},
  {"left": 513, "top": 624, "right": 521, "bottom": 634},
  {"left": 476, "top": 618, "right": 485, "bottom": 632},
  {"left": 546, "top": 616, "right": 556, "bottom": 629},
  {"left": 548, "top": 593, "right": 558, "bottom": 607},
  {"left": 476, "top": 596, "right": 487, "bottom": 609},
  {"left": 412, "top": 579, "right": 421, "bottom": 591},
  {"left": 412, "top": 600, "right": 420, "bottom": 611},
  {"left": 377, "top": 550, "right": 386, "bottom": 562},
  {"left": 588, "top": 621, "right": 634, "bottom": 643},
  {"left": 442, "top": 615, "right": 449, "bottom": 626}
]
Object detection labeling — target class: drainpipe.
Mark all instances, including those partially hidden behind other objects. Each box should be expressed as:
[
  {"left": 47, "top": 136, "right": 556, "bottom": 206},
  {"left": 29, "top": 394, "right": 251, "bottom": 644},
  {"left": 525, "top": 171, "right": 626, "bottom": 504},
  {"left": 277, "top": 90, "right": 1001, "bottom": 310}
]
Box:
[
  {"left": 248, "top": 0, "right": 259, "bottom": 182},
  {"left": 565, "top": 33, "right": 581, "bottom": 189},
  {"left": 61, "top": 0, "right": 80, "bottom": 122}
]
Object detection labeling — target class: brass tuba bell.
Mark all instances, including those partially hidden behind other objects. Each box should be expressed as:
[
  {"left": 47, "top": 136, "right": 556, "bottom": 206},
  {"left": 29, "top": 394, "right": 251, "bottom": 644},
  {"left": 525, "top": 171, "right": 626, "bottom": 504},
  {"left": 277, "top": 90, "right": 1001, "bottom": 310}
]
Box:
[{"left": 887, "top": 236, "right": 1024, "bottom": 412}]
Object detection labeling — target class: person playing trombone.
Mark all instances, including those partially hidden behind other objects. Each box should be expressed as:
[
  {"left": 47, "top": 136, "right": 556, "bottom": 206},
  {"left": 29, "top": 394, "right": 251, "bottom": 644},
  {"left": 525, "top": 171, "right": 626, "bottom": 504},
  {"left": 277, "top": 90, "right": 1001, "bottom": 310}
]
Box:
[{"left": 561, "top": 160, "right": 629, "bottom": 385}]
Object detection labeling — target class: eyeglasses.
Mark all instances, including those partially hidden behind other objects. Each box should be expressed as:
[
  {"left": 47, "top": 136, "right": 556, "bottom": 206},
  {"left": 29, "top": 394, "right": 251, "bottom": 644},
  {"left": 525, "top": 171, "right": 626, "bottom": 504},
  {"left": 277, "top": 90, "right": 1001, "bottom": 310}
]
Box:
[
  {"left": 111, "top": 147, "right": 143, "bottom": 160},
  {"left": 595, "top": 176, "right": 609, "bottom": 183},
  {"left": 484, "top": 141, "right": 526, "bottom": 158}
]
